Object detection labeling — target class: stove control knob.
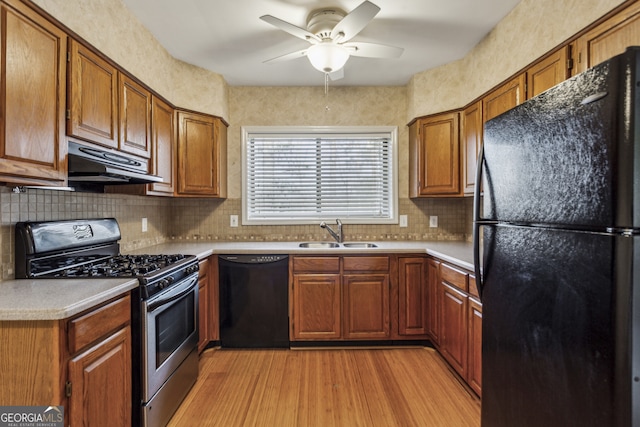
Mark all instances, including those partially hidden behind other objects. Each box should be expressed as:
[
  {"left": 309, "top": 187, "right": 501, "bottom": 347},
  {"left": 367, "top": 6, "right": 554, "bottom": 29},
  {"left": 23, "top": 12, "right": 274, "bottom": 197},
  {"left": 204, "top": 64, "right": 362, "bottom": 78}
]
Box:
[{"left": 158, "top": 278, "right": 170, "bottom": 289}]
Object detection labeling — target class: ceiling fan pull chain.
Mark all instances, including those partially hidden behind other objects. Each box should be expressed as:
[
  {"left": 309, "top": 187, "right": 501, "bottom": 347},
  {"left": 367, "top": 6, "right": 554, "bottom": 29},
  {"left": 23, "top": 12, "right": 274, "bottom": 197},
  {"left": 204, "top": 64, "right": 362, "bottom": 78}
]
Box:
[{"left": 324, "top": 73, "right": 330, "bottom": 111}]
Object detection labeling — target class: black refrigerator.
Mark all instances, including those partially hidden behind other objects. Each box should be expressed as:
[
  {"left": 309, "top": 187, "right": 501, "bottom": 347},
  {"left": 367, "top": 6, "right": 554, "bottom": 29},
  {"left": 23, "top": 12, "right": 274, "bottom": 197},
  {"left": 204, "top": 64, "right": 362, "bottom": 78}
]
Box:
[{"left": 474, "top": 46, "right": 640, "bottom": 427}]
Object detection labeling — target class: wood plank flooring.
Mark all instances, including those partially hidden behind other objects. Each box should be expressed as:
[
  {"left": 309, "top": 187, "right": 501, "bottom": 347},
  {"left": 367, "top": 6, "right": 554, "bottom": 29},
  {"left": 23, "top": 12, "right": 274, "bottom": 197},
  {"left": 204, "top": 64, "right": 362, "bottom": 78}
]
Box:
[{"left": 168, "top": 347, "right": 480, "bottom": 427}]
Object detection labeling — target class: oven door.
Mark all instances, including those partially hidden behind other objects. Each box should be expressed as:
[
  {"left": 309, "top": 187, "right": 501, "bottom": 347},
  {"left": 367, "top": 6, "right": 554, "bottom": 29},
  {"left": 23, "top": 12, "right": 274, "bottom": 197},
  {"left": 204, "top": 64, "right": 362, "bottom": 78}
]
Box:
[{"left": 142, "top": 273, "right": 199, "bottom": 401}]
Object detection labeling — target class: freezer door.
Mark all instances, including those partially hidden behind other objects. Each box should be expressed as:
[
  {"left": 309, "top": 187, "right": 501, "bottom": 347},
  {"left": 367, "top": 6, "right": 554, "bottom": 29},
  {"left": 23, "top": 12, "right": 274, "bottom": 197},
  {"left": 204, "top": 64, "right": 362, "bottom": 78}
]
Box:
[
  {"left": 482, "top": 47, "right": 640, "bottom": 229},
  {"left": 481, "top": 225, "right": 636, "bottom": 427}
]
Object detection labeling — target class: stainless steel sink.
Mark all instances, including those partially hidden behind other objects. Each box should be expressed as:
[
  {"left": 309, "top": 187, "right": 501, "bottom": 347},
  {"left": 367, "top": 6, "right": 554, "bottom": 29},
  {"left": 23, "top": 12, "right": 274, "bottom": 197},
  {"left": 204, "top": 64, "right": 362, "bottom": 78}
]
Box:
[
  {"left": 342, "top": 242, "right": 378, "bottom": 248},
  {"left": 299, "top": 242, "right": 340, "bottom": 248}
]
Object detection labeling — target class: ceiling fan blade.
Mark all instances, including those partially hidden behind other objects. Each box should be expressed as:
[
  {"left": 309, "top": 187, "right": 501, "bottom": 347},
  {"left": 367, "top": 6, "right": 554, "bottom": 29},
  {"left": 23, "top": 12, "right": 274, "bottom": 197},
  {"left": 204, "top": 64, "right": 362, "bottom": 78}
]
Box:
[
  {"left": 328, "top": 68, "right": 344, "bottom": 81},
  {"left": 342, "top": 42, "right": 403, "bottom": 58},
  {"left": 263, "top": 48, "right": 309, "bottom": 64},
  {"left": 260, "top": 15, "right": 320, "bottom": 43},
  {"left": 330, "top": 1, "right": 380, "bottom": 42}
]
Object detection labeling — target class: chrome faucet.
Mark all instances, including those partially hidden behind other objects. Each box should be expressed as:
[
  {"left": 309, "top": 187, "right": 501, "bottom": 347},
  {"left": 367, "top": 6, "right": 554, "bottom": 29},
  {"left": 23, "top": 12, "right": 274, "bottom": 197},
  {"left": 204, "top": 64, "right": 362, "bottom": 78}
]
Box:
[{"left": 320, "top": 219, "right": 343, "bottom": 243}]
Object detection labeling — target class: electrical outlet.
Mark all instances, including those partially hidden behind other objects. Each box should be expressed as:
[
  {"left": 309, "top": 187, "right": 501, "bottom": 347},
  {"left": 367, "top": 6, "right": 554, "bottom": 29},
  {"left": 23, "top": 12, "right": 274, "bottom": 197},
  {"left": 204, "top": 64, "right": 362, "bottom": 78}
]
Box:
[
  {"left": 141, "top": 217, "right": 148, "bottom": 232},
  {"left": 429, "top": 216, "right": 438, "bottom": 228},
  {"left": 230, "top": 215, "right": 239, "bottom": 227},
  {"left": 399, "top": 215, "right": 408, "bottom": 227}
]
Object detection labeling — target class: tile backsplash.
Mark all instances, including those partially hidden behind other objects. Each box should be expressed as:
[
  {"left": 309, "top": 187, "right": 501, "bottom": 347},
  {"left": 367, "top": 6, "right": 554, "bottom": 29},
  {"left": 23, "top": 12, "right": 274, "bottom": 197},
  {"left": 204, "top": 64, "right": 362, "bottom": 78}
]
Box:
[{"left": 0, "top": 186, "right": 472, "bottom": 280}]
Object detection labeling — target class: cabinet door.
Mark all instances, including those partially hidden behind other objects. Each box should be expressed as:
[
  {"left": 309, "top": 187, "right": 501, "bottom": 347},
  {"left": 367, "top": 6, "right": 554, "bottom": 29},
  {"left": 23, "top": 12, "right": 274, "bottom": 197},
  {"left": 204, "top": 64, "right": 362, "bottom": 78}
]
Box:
[
  {"left": 483, "top": 74, "right": 525, "bottom": 123},
  {"left": 397, "top": 257, "right": 428, "bottom": 336},
  {"left": 574, "top": 2, "right": 640, "bottom": 74},
  {"left": 68, "top": 39, "right": 118, "bottom": 149},
  {"left": 526, "top": 46, "right": 570, "bottom": 98},
  {"left": 292, "top": 274, "right": 341, "bottom": 340},
  {"left": 177, "top": 111, "right": 226, "bottom": 197},
  {"left": 68, "top": 326, "right": 131, "bottom": 427},
  {"left": 426, "top": 258, "right": 441, "bottom": 345},
  {"left": 198, "top": 258, "right": 210, "bottom": 353},
  {"left": 462, "top": 101, "right": 482, "bottom": 195},
  {"left": 467, "top": 298, "right": 483, "bottom": 397},
  {"left": 0, "top": 1, "right": 67, "bottom": 185},
  {"left": 147, "top": 96, "right": 175, "bottom": 195},
  {"left": 343, "top": 274, "right": 390, "bottom": 339},
  {"left": 119, "top": 74, "right": 150, "bottom": 158},
  {"left": 410, "top": 112, "right": 460, "bottom": 197},
  {"left": 440, "top": 281, "right": 468, "bottom": 377}
]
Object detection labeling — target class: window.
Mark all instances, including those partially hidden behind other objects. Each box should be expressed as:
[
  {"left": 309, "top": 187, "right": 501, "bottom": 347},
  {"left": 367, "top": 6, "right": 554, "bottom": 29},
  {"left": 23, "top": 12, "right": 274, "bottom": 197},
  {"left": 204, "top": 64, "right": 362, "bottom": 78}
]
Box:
[{"left": 242, "top": 126, "right": 398, "bottom": 225}]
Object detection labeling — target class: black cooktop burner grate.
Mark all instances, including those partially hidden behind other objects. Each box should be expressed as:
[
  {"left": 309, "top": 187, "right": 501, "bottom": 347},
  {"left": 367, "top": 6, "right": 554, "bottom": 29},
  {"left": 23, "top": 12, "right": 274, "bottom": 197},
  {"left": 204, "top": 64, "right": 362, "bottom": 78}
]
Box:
[{"left": 30, "top": 253, "right": 188, "bottom": 278}]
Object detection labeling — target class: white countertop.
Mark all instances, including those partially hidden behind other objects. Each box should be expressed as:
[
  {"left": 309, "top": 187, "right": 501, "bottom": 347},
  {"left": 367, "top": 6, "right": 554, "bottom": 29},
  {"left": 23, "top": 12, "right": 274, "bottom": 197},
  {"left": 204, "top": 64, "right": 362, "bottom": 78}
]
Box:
[
  {"left": 1, "top": 240, "right": 473, "bottom": 321},
  {"left": 129, "top": 240, "right": 474, "bottom": 270},
  {"left": 0, "top": 277, "right": 138, "bottom": 321}
]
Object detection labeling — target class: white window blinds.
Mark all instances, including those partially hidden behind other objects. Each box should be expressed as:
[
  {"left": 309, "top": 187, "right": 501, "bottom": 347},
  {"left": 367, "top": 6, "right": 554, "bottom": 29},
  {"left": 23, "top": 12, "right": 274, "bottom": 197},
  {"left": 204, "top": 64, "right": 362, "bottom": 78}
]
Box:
[{"left": 242, "top": 127, "right": 397, "bottom": 225}]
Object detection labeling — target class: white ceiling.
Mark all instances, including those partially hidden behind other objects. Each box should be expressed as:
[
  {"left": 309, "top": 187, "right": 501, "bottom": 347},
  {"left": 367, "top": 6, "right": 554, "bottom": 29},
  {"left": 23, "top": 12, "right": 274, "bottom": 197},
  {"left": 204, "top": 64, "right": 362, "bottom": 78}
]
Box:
[{"left": 121, "top": 0, "right": 522, "bottom": 87}]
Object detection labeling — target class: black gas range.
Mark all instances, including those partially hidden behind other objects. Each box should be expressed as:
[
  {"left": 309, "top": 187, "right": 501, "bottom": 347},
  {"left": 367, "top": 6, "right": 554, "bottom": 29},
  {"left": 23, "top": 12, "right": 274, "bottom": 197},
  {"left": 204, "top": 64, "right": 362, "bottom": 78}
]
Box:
[
  {"left": 15, "top": 218, "right": 198, "bottom": 299},
  {"left": 14, "top": 218, "right": 200, "bottom": 427}
]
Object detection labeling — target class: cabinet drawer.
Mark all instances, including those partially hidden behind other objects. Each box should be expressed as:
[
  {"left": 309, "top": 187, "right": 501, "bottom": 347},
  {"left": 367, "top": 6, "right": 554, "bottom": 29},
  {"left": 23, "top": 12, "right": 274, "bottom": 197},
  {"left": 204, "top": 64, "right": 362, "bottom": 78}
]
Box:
[
  {"left": 198, "top": 258, "right": 209, "bottom": 279},
  {"left": 440, "top": 263, "right": 468, "bottom": 292},
  {"left": 343, "top": 256, "right": 390, "bottom": 272},
  {"left": 67, "top": 294, "right": 131, "bottom": 354},
  {"left": 293, "top": 256, "right": 340, "bottom": 273}
]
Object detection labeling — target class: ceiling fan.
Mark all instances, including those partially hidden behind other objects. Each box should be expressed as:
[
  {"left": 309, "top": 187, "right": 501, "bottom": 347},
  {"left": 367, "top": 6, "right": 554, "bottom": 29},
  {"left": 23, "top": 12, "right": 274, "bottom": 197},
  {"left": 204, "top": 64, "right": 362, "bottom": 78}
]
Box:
[{"left": 260, "top": 1, "right": 403, "bottom": 78}]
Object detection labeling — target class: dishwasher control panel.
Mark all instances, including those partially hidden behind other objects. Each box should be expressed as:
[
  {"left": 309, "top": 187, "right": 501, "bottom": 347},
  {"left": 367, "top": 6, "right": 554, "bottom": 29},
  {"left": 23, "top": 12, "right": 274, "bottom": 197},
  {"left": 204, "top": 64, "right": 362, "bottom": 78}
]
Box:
[{"left": 219, "top": 254, "right": 288, "bottom": 264}]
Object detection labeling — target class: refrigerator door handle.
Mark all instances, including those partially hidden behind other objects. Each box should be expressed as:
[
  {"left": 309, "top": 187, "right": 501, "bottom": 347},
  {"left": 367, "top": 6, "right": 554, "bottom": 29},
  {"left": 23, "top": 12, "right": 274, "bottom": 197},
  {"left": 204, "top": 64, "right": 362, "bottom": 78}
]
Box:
[{"left": 473, "top": 143, "right": 485, "bottom": 299}]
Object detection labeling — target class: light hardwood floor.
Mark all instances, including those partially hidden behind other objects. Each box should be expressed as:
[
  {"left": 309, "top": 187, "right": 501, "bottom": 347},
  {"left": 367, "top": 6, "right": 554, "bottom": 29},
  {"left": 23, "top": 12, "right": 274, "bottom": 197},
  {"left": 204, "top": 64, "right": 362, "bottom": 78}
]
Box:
[{"left": 168, "top": 347, "right": 480, "bottom": 426}]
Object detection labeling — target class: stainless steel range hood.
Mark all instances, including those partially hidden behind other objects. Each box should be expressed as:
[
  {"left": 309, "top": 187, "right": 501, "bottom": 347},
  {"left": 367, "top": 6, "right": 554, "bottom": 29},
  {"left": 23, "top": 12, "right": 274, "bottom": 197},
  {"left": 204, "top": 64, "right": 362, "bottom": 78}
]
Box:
[{"left": 68, "top": 141, "right": 163, "bottom": 184}]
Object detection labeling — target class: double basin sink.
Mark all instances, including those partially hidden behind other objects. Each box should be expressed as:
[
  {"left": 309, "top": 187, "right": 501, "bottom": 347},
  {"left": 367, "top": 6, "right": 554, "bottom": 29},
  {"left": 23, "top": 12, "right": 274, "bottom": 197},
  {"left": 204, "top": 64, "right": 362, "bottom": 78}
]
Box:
[{"left": 299, "top": 242, "right": 378, "bottom": 249}]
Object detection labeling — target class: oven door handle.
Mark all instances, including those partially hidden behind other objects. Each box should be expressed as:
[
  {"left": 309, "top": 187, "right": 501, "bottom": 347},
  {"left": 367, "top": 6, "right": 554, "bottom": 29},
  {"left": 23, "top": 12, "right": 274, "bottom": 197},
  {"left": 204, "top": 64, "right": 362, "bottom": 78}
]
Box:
[{"left": 147, "top": 274, "right": 198, "bottom": 313}]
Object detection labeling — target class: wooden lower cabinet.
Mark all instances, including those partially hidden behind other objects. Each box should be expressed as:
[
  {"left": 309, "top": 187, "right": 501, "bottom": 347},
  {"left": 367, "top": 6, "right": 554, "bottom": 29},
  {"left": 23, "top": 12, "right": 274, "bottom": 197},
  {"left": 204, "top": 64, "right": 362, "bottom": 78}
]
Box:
[
  {"left": 396, "top": 256, "right": 429, "bottom": 338},
  {"left": 343, "top": 273, "right": 390, "bottom": 339},
  {"left": 440, "top": 281, "right": 469, "bottom": 378},
  {"left": 291, "top": 255, "right": 390, "bottom": 341},
  {"left": 426, "top": 258, "right": 441, "bottom": 345},
  {"left": 292, "top": 273, "right": 342, "bottom": 340},
  {"left": 429, "top": 259, "right": 483, "bottom": 396},
  {"left": 68, "top": 326, "right": 131, "bottom": 426},
  {"left": 198, "top": 257, "right": 210, "bottom": 352},
  {"left": 198, "top": 255, "right": 219, "bottom": 351},
  {"left": 467, "top": 297, "right": 483, "bottom": 397},
  {"left": 0, "top": 293, "right": 132, "bottom": 426}
]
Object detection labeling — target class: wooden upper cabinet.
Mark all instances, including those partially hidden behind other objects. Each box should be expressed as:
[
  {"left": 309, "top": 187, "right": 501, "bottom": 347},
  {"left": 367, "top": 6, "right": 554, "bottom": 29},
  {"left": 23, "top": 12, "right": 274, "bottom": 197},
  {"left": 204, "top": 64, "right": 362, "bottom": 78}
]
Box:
[
  {"left": 409, "top": 112, "right": 460, "bottom": 197},
  {"left": 119, "top": 74, "right": 151, "bottom": 158},
  {"left": 68, "top": 39, "right": 118, "bottom": 150},
  {"left": 68, "top": 39, "right": 151, "bottom": 158},
  {"left": 462, "top": 101, "right": 482, "bottom": 195},
  {"left": 483, "top": 74, "right": 525, "bottom": 123},
  {"left": 0, "top": 0, "right": 67, "bottom": 186},
  {"left": 574, "top": 1, "right": 640, "bottom": 74},
  {"left": 148, "top": 96, "right": 175, "bottom": 195},
  {"left": 177, "top": 110, "right": 227, "bottom": 197},
  {"left": 526, "top": 47, "right": 571, "bottom": 98}
]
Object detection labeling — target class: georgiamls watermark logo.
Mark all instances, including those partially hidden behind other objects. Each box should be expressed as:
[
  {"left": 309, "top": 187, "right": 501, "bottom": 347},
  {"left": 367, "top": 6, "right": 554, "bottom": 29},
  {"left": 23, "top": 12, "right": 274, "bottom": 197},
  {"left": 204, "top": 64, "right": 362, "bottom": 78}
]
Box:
[{"left": 0, "top": 406, "right": 63, "bottom": 427}]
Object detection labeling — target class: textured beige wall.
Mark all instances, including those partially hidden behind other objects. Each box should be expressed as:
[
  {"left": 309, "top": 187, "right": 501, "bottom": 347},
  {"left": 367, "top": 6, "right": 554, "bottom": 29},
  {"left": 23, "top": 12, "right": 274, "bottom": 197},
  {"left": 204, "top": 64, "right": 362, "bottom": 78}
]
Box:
[
  {"left": 228, "top": 86, "right": 408, "bottom": 198},
  {"left": 32, "top": 0, "right": 229, "bottom": 121},
  {"left": 407, "top": 0, "right": 627, "bottom": 119},
  {"left": 0, "top": 0, "right": 631, "bottom": 280}
]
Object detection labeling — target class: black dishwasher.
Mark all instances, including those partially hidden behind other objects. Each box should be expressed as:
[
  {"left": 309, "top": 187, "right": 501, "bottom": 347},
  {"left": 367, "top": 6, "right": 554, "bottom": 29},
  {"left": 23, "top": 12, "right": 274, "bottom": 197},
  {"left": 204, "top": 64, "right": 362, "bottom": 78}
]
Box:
[{"left": 218, "top": 254, "right": 289, "bottom": 348}]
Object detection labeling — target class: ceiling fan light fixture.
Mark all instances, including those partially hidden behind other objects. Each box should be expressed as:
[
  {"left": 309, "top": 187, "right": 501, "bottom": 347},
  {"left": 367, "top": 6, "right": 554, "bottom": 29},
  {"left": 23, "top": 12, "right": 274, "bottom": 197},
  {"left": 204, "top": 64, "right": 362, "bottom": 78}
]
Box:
[{"left": 307, "top": 43, "right": 350, "bottom": 73}]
